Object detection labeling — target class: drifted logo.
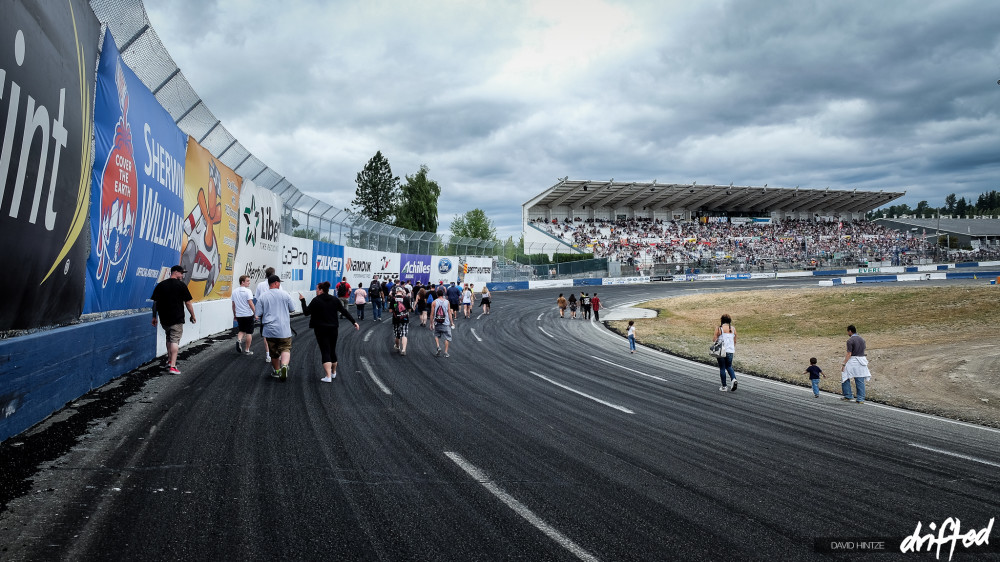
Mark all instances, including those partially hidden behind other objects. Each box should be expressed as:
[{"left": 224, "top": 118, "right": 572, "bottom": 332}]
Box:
[
  {"left": 438, "top": 258, "right": 452, "bottom": 274},
  {"left": 346, "top": 258, "right": 371, "bottom": 272},
  {"left": 315, "top": 254, "right": 342, "bottom": 271}
]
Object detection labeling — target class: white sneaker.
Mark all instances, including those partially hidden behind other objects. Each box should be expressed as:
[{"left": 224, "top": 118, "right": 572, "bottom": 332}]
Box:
[
  {"left": 719, "top": 386, "right": 728, "bottom": 391},
  {"left": 320, "top": 376, "right": 332, "bottom": 383},
  {"left": 331, "top": 371, "right": 337, "bottom": 379},
  {"left": 264, "top": 354, "right": 271, "bottom": 363},
  {"left": 730, "top": 379, "right": 738, "bottom": 392}
]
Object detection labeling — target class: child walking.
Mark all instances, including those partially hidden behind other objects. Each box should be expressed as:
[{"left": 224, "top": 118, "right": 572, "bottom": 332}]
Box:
[
  {"left": 804, "top": 357, "right": 825, "bottom": 397},
  {"left": 627, "top": 321, "right": 636, "bottom": 353}
]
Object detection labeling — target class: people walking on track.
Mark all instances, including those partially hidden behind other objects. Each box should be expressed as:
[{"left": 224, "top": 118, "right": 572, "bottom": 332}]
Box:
[
  {"left": 462, "top": 283, "right": 474, "bottom": 319},
  {"left": 300, "top": 281, "right": 359, "bottom": 383},
  {"left": 369, "top": 277, "right": 383, "bottom": 322},
  {"left": 557, "top": 293, "right": 567, "bottom": 318},
  {"left": 713, "top": 314, "right": 738, "bottom": 392},
  {"left": 480, "top": 285, "right": 491, "bottom": 315},
  {"left": 568, "top": 293, "right": 578, "bottom": 319},
  {"left": 446, "top": 281, "right": 462, "bottom": 327},
  {"left": 391, "top": 287, "right": 411, "bottom": 355},
  {"left": 841, "top": 325, "right": 872, "bottom": 403},
  {"left": 627, "top": 320, "right": 636, "bottom": 353},
  {"left": 591, "top": 293, "right": 601, "bottom": 322},
  {"left": 257, "top": 275, "right": 297, "bottom": 381},
  {"left": 581, "top": 292, "right": 591, "bottom": 320},
  {"left": 255, "top": 266, "right": 276, "bottom": 362},
  {"left": 353, "top": 284, "right": 367, "bottom": 321},
  {"left": 151, "top": 265, "right": 196, "bottom": 375},
  {"left": 804, "top": 357, "right": 825, "bottom": 398},
  {"left": 416, "top": 287, "right": 429, "bottom": 326},
  {"left": 231, "top": 274, "right": 256, "bottom": 355},
  {"left": 335, "top": 277, "right": 351, "bottom": 318},
  {"left": 430, "top": 287, "right": 453, "bottom": 357}
]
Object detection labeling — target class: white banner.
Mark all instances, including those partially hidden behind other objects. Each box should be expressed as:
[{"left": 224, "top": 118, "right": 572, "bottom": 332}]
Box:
[
  {"left": 462, "top": 256, "right": 493, "bottom": 285},
  {"left": 344, "top": 247, "right": 400, "bottom": 288},
  {"left": 233, "top": 179, "right": 282, "bottom": 288},
  {"left": 278, "top": 234, "right": 313, "bottom": 312},
  {"left": 432, "top": 255, "right": 459, "bottom": 285}
]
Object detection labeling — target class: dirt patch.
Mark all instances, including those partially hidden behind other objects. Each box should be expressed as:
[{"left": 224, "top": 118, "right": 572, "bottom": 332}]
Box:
[{"left": 610, "top": 284, "right": 1000, "bottom": 428}]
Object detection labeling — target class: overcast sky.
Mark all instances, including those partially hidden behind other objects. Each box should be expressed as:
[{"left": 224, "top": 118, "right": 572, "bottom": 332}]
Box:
[{"left": 145, "top": 0, "right": 1000, "bottom": 240}]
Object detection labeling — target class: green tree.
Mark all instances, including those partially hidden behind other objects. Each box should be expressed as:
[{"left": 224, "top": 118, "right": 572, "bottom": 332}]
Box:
[
  {"left": 352, "top": 151, "right": 400, "bottom": 224},
  {"left": 915, "top": 200, "right": 930, "bottom": 217},
  {"left": 395, "top": 165, "right": 441, "bottom": 233},
  {"left": 450, "top": 208, "right": 497, "bottom": 241},
  {"left": 944, "top": 193, "right": 957, "bottom": 214},
  {"left": 954, "top": 197, "right": 969, "bottom": 217}
]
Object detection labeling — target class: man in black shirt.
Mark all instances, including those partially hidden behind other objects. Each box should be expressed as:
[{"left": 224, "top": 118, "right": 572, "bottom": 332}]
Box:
[{"left": 151, "top": 265, "right": 196, "bottom": 374}]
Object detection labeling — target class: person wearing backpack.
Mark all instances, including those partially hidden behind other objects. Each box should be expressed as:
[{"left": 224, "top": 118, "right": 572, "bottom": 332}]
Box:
[
  {"left": 369, "top": 277, "right": 383, "bottom": 322},
  {"left": 391, "top": 287, "right": 411, "bottom": 355},
  {"left": 429, "top": 287, "right": 452, "bottom": 357},
  {"left": 335, "top": 277, "right": 351, "bottom": 318}
]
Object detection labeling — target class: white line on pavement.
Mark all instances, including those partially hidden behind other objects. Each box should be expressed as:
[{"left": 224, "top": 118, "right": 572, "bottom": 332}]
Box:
[
  {"left": 590, "top": 356, "right": 666, "bottom": 381},
  {"left": 364, "top": 330, "right": 373, "bottom": 343},
  {"left": 359, "top": 357, "right": 392, "bottom": 395},
  {"left": 908, "top": 443, "right": 1000, "bottom": 468},
  {"left": 470, "top": 329, "right": 483, "bottom": 342},
  {"left": 536, "top": 312, "right": 545, "bottom": 321},
  {"left": 529, "top": 371, "right": 634, "bottom": 414},
  {"left": 444, "top": 452, "right": 601, "bottom": 562},
  {"left": 538, "top": 327, "right": 555, "bottom": 339}
]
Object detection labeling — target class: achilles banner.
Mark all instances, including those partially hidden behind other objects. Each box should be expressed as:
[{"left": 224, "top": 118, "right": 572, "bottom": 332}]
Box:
[
  {"left": 399, "top": 253, "right": 433, "bottom": 285},
  {"left": 84, "top": 31, "right": 187, "bottom": 313},
  {"left": 232, "top": 179, "right": 281, "bottom": 289},
  {"left": 0, "top": 0, "right": 100, "bottom": 330},
  {"left": 181, "top": 139, "right": 241, "bottom": 301}
]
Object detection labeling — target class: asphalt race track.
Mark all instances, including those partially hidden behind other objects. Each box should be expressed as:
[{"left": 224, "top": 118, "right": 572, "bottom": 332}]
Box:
[{"left": 2, "top": 281, "right": 999, "bottom": 561}]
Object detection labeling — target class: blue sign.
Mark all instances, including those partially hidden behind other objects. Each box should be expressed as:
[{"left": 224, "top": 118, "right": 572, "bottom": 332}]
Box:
[
  {"left": 400, "top": 253, "right": 432, "bottom": 284},
  {"left": 437, "top": 257, "right": 452, "bottom": 274},
  {"left": 312, "top": 240, "right": 344, "bottom": 286},
  {"left": 84, "top": 31, "right": 186, "bottom": 313}
]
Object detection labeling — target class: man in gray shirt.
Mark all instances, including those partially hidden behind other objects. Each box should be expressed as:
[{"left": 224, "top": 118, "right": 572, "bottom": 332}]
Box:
[
  {"left": 841, "top": 324, "right": 872, "bottom": 403},
  {"left": 257, "top": 275, "right": 296, "bottom": 381}
]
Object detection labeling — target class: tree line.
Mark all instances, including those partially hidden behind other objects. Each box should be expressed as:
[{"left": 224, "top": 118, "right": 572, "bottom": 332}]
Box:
[{"left": 869, "top": 190, "right": 1000, "bottom": 219}]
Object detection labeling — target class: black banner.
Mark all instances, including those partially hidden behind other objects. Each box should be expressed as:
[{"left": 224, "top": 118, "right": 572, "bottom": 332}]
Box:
[{"left": 0, "top": 0, "right": 100, "bottom": 330}]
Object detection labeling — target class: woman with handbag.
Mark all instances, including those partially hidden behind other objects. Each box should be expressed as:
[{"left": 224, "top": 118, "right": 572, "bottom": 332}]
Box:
[{"left": 713, "top": 314, "right": 738, "bottom": 392}]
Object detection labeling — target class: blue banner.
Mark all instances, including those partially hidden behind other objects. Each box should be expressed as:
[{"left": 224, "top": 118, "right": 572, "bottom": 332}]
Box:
[
  {"left": 84, "top": 32, "right": 186, "bottom": 313},
  {"left": 400, "top": 253, "right": 432, "bottom": 285},
  {"left": 311, "top": 240, "right": 345, "bottom": 287}
]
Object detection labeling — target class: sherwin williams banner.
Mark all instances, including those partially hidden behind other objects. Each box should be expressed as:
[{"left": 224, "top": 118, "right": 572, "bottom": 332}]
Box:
[
  {"left": 277, "top": 234, "right": 313, "bottom": 312},
  {"left": 232, "top": 179, "right": 281, "bottom": 289},
  {"left": 0, "top": 0, "right": 100, "bottom": 330},
  {"left": 399, "top": 253, "right": 432, "bottom": 285},
  {"left": 311, "top": 240, "right": 344, "bottom": 289},
  {"left": 431, "top": 255, "right": 459, "bottom": 285},
  {"left": 343, "top": 247, "right": 399, "bottom": 288},
  {"left": 84, "top": 31, "right": 186, "bottom": 313},
  {"left": 181, "top": 139, "right": 241, "bottom": 301}
]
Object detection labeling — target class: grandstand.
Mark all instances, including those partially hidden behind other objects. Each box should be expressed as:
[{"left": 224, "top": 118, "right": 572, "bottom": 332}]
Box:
[{"left": 522, "top": 180, "right": 913, "bottom": 272}]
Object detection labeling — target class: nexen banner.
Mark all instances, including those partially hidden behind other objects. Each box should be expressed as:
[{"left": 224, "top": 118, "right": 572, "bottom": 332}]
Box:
[
  {"left": 85, "top": 31, "right": 187, "bottom": 313},
  {"left": 399, "top": 253, "right": 432, "bottom": 284},
  {"left": 312, "top": 240, "right": 345, "bottom": 287}
]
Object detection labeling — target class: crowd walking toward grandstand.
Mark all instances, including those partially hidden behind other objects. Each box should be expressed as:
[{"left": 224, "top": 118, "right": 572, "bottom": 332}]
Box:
[{"left": 300, "top": 282, "right": 359, "bottom": 383}]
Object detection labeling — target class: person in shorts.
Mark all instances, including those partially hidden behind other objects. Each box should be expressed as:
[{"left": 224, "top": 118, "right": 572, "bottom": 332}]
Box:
[
  {"left": 257, "top": 275, "right": 297, "bottom": 381},
  {"left": 231, "top": 274, "right": 256, "bottom": 355},
  {"left": 255, "top": 266, "right": 276, "bottom": 363},
  {"left": 151, "top": 265, "right": 196, "bottom": 375},
  {"left": 391, "top": 287, "right": 411, "bottom": 355},
  {"left": 430, "top": 287, "right": 453, "bottom": 357}
]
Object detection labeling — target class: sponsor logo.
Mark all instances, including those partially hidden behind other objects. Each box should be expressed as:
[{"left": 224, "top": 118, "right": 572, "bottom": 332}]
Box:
[
  {"left": 438, "top": 258, "right": 452, "bottom": 274},
  {"left": 346, "top": 257, "right": 372, "bottom": 273},
  {"left": 242, "top": 195, "right": 280, "bottom": 247},
  {"left": 380, "top": 256, "right": 391, "bottom": 270},
  {"left": 402, "top": 261, "right": 431, "bottom": 275},
  {"left": 282, "top": 245, "right": 309, "bottom": 266},
  {"left": 314, "top": 254, "right": 341, "bottom": 271}
]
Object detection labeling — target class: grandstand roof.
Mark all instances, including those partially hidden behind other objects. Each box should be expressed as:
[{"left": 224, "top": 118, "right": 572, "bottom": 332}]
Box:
[
  {"left": 876, "top": 217, "right": 1000, "bottom": 236},
  {"left": 524, "top": 179, "right": 904, "bottom": 215}
]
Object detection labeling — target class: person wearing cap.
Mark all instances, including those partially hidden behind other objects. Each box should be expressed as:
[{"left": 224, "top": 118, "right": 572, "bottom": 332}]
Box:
[
  {"left": 257, "top": 274, "right": 297, "bottom": 381},
  {"left": 254, "top": 267, "right": 276, "bottom": 363},
  {"left": 151, "top": 265, "right": 196, "bottom": 375}
]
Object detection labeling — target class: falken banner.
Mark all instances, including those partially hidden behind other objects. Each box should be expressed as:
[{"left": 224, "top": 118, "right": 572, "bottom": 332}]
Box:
[
  {"left": 181, "top": 138, "right": 241, "bottom": 301},
  {"left": 311, "top": 240, "right": 344, "bottom": 289},
  {"left": 0, "top": 0, "right": 100, "bottom": 330},
  {"left": 232, "top": 178, "right": 281, "bottom": 289},
  {"left": 343, "top": 247, "right": 399, "bottom": 288},
  {"left": 278, "top": 233, "right": 313, "bottom": 311},
  {"left": 84, "top": 31, "right": 187, "bottom": 313}
]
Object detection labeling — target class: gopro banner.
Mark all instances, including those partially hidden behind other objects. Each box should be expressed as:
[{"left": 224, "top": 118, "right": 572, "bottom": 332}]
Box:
[
  {"left": 311, "top": 239, "right": 344, "bottom": 289},
  {"left": 343, "top": 247, "right": 399, "bottom": 288},
  {"left": 463, "top": 256, "right": 493, "bottom": 285},
  {"left": 232, "top": 179, "right": 281, "bottom": 289},
  {"left": 180, "top": 139, "right": 241, "bottom": 301},
  {"left": 84, "top": 31, "right": 187, "bottom": 313},
  {"left": 431, "top": 255, "right": 459, "bottom": 285},
  {"left": 277, "top": 233, "right": 312, "bottom": 311},
  {"left": 399, "top": 253, "right": 433, "bottom": 285},
  {"left": 0, "top": 0, "right": 100, "bottom": 330}
]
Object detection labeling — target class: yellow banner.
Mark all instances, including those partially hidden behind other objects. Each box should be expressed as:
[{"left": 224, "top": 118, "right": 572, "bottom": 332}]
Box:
[{"left": 180, "top": 138, "right": 242, "bottom": 300}]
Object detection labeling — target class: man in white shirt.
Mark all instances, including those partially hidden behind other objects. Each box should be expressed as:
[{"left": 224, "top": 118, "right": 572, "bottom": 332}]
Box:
[
  {"left": 231, "top": 275, "right": 256, "bottom": 354},
  {"left": 254, "top": 266, "right": 275, "bottom": 362}
]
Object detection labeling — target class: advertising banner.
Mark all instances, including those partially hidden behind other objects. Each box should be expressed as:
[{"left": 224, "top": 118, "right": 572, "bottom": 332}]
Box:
[
  {"left": 180, "top": 139, "right": 241, "bottom": 301},
  {"left": 311, "top": 240, "right": 345, "bottom": 289},
  {"left": 343, "top": 247, "right": 399, "bottom": 288},
  {"left": 399, "top": 253, "right": 433, "bottom": 285},
  {"left": 84, "top": 31, "right": 187, "bottom": 313},
  {"left": 463, "top": 256, "right": 493, "bottom": 285},
  {"left": 0, "top": 1, "right": 100, "bottom": 330},
  {"left": 277, "top": 233, "right": 313, "bottom": 311},
  {"left": 232, "top": 179, "right": 281, "bottom": 288},
  {"left": 431, "top": 255, "right": 458, "bottom": 285}
]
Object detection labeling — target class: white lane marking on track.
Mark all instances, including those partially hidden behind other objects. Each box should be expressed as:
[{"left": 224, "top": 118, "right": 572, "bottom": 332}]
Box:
[
  {"left": 444, "top": 452, "right": 601, "bottom": 562},
  {"left": 477, "top": 313, "right": 484, "bottom": 320},
  {"left": 537, "top": 312, "right": 544, "bottom": 321},
  {"left": 364, "top": 330, "right": 373, "bottom": 342},
  {"left": 470, "top": 329, "right": 483, "bottom": 342},
  {"left": 529, "top": 371, "right": 634, "bottom": 414},
  {"left": 359, "top": 357, "right": 392, "bottom": 395},
  {"left": 590, "top": 355, "right": 666, "bottom": 381},
  {"left": 538, "top": 327, "right": 555, "bottom": 339},
  {"left": 908, "top": 443, "right": 1000, "bottom": 468}
]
